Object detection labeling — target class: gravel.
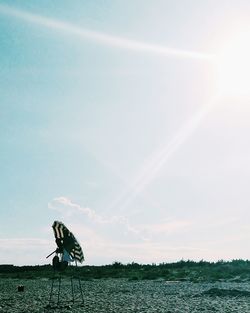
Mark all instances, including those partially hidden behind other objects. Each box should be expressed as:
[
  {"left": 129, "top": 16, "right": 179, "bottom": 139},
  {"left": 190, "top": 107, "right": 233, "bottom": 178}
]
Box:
[{"left": 1, "top": 278, "right": 250, "bottom": 312}]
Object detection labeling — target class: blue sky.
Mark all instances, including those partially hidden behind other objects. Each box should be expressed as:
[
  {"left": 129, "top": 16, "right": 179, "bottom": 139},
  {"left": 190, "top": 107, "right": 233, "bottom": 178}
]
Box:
[{"left": 1, "top": 1, "right": 250, "bottom": 265}]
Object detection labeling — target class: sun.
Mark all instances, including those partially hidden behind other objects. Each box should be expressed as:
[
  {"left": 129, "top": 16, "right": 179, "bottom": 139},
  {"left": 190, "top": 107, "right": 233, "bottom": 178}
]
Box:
[{"left": 215, "top": 31, "right": 250, "bottom": 97}]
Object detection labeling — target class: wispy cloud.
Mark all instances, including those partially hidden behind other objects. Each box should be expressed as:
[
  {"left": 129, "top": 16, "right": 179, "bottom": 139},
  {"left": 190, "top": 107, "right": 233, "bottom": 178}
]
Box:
[
  {"left": 0, "top": 4, "right": 213, "bottom": 60},
  {"left": 48, "top": 196, "right": 191, "bottom": 242},
  {"left": 48, "top": 196, "right": 142, "bottom": 237}
]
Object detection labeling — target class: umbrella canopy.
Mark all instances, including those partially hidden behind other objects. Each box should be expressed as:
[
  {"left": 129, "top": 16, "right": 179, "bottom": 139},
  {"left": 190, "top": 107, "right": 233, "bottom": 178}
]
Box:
[{"left": 52, "top": 221, "right": 84, "bottom": 263}]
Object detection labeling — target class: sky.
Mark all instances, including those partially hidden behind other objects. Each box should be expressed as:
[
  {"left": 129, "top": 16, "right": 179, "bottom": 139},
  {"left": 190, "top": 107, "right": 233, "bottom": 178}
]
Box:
[{"left": 1, "top": 0, "right": 250, "bottom": 265}]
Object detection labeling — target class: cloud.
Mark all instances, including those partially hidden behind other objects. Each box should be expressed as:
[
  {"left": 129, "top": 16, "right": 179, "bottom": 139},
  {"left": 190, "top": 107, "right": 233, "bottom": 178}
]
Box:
[
  {"left": 0, "top": 4, "right": 213, "bottom": 60},
  {"left": 48, "top": 196, "right": 191, "bottom": 243},
  {"left": 49, "top": 196, "right": 129, "bottom": 224},
  {"left": 48, "top": 196, "right": 143, "bottom": 238}
]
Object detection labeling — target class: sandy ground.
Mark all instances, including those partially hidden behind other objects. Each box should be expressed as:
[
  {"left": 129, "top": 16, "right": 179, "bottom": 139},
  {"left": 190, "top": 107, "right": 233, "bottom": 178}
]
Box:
[{"left": 1, "top": 278, "right": 250, "bottom": 312}]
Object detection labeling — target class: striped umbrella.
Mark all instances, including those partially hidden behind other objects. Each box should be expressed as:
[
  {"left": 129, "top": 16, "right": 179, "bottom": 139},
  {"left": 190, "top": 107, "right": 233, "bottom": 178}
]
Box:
[{"left": 52, "top": 221, "right": 84, "bottom": 263}]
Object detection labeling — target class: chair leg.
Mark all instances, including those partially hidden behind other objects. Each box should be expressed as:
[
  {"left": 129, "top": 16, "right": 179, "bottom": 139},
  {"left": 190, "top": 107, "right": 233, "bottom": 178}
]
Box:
[
  {"left": 57, "top": 276, "right": 61, "bottom": 305},
  {"left": 49, "top": 276, "right": 55, "bottom": 305},
  {"left": 71, "top": 276, "right": 75, "bottom": 303}
]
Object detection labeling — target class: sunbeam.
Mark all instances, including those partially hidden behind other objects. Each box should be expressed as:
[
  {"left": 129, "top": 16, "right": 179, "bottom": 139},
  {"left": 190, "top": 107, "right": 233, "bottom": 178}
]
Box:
[
  {"left": 0, "top": 4, "right": 214, "bottom": 60},
  {"left": 107, "top": 94, "right": 220, "bottom": 213}
]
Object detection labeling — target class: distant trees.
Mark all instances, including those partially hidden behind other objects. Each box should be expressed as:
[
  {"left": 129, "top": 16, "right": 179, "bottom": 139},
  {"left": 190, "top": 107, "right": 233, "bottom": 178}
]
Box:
[{"left": 1, "top": 259, "right": 250, "bottom": 282}]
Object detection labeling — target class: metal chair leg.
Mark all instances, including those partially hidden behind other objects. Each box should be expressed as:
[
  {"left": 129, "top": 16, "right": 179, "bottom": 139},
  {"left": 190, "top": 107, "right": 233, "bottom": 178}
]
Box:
[
  {"left": 78, "top": 276, "right": 84, "bottom": 304},
  {"left": 57, "top": 276, "right": 61, "bottom": 305},
  {"left": 71, "top": 276, "right": 75, "bottom": 303},
  {"left": 49, "top": 276, "right": 55, "bottom": 305}
]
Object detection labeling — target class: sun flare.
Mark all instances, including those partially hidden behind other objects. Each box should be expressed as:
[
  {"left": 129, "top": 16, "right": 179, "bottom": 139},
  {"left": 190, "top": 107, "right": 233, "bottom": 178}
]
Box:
[{"left": 216, "top": 32, "right": 250, "bottom": 97}]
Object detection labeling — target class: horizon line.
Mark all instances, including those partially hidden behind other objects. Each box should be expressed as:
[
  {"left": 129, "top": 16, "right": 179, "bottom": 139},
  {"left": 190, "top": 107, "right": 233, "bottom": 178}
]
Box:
[{"left": 1, "top": 258, "right": 248, "bottom": 267}]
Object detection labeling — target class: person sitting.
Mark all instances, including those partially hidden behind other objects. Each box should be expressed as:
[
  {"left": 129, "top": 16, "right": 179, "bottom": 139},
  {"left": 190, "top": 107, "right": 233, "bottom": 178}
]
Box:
[
  {"left": 53, "top": 233, "right": 74, "bottom": 271},
  {"left": 52, "top": 251, "right": 73, "bottom": 271}
]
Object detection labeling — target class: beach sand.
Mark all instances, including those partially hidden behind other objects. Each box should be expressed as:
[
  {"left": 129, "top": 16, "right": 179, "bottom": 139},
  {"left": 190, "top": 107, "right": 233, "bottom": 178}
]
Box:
[{"left": 1, "top": 278, "right": 250, "bottom": 312}]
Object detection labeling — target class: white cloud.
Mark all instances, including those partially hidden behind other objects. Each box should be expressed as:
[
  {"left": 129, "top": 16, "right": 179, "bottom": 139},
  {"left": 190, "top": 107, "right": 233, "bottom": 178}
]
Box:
[
  {"left": 48, "top": 197, "right": 191, "bottom": 242},
  {"left": 49, "top": 196, "right": 134, "bottom": 225}
]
